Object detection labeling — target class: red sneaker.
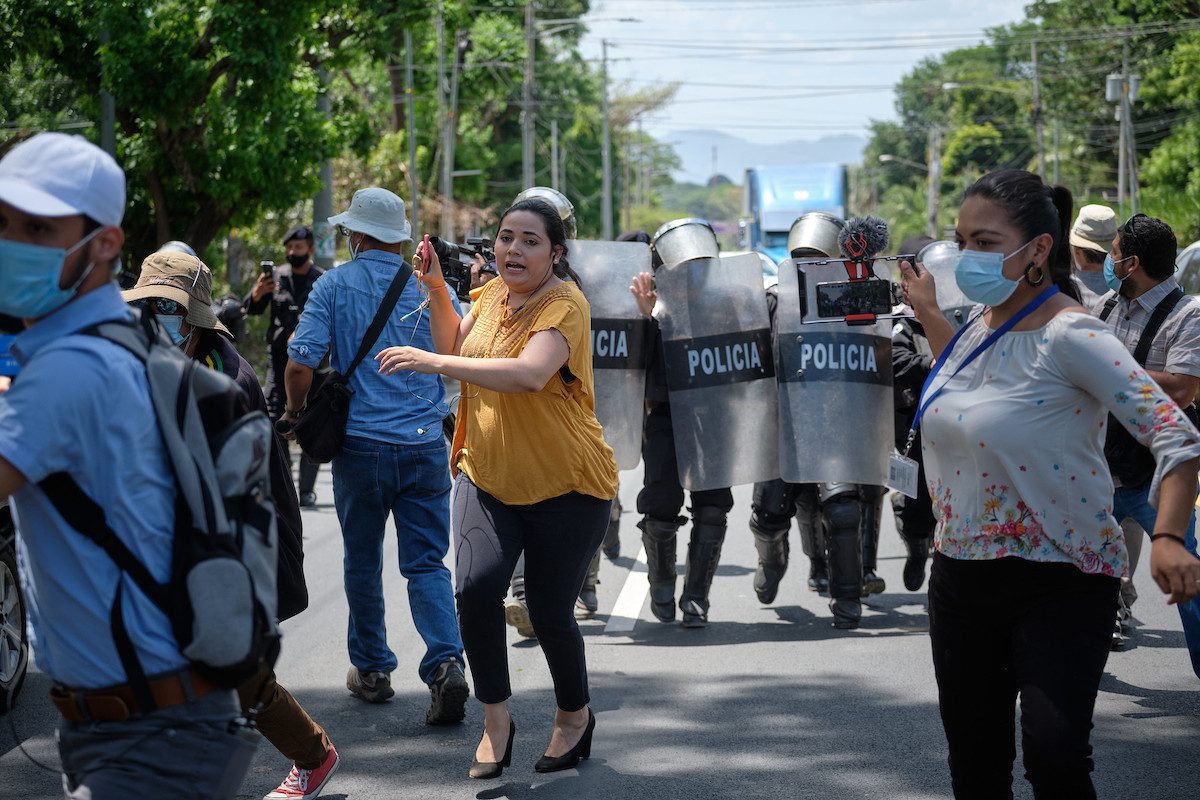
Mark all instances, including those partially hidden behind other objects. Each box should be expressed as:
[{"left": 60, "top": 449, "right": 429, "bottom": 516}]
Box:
[{"left": 264, "top": 746, "right": 340, "bottom": 800}]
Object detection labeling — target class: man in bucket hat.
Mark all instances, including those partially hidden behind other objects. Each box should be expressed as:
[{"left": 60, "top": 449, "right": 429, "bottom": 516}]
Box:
[
  {"left": 1070, "top": 203, "right": 1119, "bottom": 306},
  {"left": 123, "top": 250, "right": 341, "bottom": 799},
  {"left": 0, "top": 133, "right": 257, "bottom": 797},
  {"left": 284, "top": 188, "right": 469, "bottom": 724}
]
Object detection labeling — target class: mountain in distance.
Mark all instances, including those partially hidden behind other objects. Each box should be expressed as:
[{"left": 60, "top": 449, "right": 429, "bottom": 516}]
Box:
[{"left": 667, "top": 128, "right": 867, "bottom": 185}]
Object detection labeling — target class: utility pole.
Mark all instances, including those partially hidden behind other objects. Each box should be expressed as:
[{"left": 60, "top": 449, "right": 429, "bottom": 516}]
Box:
[
  {"left": 550, "top": 119, "right": 560, "bottom": 191},
  {"left": 313, "top": 70, "right": 335, "bottom": 269},
  {"left": 926, "top": 126, "right": 942, "bottom": 238},
  {"left": 1031, "top": 40, "right": 1045, "bottom": 180},
  {"left": 99, "top": 29, "right": 116, "bottom": 158},
  {"left": 600, "top": 38, "right": 613, "bottom": 239},
  {"left": 522, "top": 1, "right": 536, "bottom": 189},
  {"left": 404, "top": 30, "right": 419, "bottom": 235},
  {"left": 1052, "top": 118, "right": 1060, "bottom": 185},
  {"left": 441, "top": 28, "right": 469, "bottom": 240},
  {"left": 1122, "top": 37, "right": 1140, "bottom": 215}
]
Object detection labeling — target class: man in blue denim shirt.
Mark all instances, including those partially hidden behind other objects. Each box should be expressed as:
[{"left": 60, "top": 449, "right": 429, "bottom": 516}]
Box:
[
  {"left": 0, "top": 133, "right": 256, "bottom": 797},
  {"left": 284, "top": 187, "right": 469, "bottom": 724}
]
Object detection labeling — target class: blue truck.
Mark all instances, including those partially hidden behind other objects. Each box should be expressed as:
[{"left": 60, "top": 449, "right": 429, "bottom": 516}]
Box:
[{"left": 739, "top": 163, "right": 850, "bottom": 273}]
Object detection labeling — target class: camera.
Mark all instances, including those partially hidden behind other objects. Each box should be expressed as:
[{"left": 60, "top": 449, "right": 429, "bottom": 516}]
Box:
[{"left": 428, "top": 237, "right": 496, "bottom": 301}]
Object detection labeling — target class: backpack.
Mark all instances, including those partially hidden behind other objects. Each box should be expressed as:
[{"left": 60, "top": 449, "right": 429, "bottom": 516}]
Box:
[{"left": 40, "top": 312, "right": 279, "bottom": 707}]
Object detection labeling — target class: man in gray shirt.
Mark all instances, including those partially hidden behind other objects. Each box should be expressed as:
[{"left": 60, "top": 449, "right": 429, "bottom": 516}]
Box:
[{"left": 1094, "top": 213, "right": 1200, "bottom": 649}]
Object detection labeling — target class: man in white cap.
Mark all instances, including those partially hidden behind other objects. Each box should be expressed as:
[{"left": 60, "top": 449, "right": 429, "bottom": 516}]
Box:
[
  {"left": 284, "top": 187, "right": 469, "bottom": 724},
  {"left": 0, "top": 132, "right": 256, "bottom": 797},
  {"left": 1069, "top": 203, "right": 1119, "bottom": 306}
]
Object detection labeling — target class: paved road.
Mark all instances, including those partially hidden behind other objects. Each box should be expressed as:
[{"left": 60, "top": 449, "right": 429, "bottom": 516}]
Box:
[{"left": 3, "top": 463, "right": 1197, "bottom": 799}]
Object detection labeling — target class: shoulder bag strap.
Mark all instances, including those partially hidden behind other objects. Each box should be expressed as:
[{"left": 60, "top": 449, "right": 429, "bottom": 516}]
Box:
[
  {"left": 1132, "top": 287, "right": 1184, "bottom": 365},
  {"left": 1099, "top": 296, "right": 1119, "bottom": 321},
  {"left": 343, "top": 261, "right": 414, "bottom": 379}
]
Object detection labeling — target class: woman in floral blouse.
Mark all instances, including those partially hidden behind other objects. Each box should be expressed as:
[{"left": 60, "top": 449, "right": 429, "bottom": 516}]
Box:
[{"left": 900, "top": 170, "right": 1200, "bottom": 799}]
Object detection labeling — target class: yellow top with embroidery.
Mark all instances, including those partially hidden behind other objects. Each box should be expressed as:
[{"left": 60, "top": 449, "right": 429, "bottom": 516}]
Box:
[{"left": 451, "top": 279, "right": 618, "bottom": 505}]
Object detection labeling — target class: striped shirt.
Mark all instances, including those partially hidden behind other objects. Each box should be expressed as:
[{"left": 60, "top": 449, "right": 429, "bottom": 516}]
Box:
[{"left": 1091, "top": 278, "right": 1200, "bottom": 376}]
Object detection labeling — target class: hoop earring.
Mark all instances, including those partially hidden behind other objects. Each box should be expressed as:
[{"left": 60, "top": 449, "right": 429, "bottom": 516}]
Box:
[{"left": 1024, "top": 262, "right": 1045, "bottom": 286}]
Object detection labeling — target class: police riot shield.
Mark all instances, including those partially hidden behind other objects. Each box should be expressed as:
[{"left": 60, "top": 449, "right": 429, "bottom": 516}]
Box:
[
  {"left": 654, "top": 252, "right": 779, "bottom": 490},
  {"left": 775, "top": 257, "right": 894, "bottom": 485},
  {"left": 917, "top": 240, "right": 974, "bottom": 330},
  {"left": 568, "top": 239, "right": 652, "bottom": 470}
]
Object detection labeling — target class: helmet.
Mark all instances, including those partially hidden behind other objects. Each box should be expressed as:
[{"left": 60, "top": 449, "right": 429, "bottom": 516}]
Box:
[
  {"left": 513, "top": 187, "right": 576, "bottom": 239},
  {"left": 652, "top": 218, "right": 718, "bottom": 267},
  {"left": 786, "top": 213, "right": 844, "bottom": 259},
  {"left": 158, "top": 240, "right": 198, "bottom": 258}
]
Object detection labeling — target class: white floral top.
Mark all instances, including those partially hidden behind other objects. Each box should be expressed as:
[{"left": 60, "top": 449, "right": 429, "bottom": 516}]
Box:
[{"left": 922, "top": 311, "right": 1200, "bottom": 578}]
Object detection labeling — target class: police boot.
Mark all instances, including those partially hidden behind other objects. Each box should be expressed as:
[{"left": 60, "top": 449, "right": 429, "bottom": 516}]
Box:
[
  {"left": 902, "top": 536, "right": 931, "bottom": 592},
  {"left": 680, "top": 507, "right": 727, "bottom": 628},
  {"left": 575, "top": 548, "right": 601, "bottom": 620},
  {"left": 750, "top": 522, "right": 789, "bottom": 604},
  {"left": 860, "top": 485, "right": 886, "bottom": 596},
  {"left": 639, "top": 516, "right": 682, "bottom": 622},
  {"left": 798, "top": 524, "right": 829, "bottom": 594},
  {"left": 822, "top": 496, "right": 864, "bottom": 629},
  {"left": 602, "top": 496, "right": 622, "bottom": 560}
]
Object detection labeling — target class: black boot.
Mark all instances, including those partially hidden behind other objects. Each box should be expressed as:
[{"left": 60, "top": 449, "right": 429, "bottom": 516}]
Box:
[
  {"left": 861, "top": 486, "right": 886, "bottom": 596},
  {"left": 750, "top": 524, "right": 789, "bottom": 604},
  {"left": 798, "top": 524, "right": 829, "bottom": 594},
  {"left": 639, "top": 516, "right": 681, "bottom": 622},
  {"left": 680, "top": 507, "right": 727, "bottom": 628},
  {"left": 602, "top": 497, "right": 622, "bottom": 560},
  {"left": 822, "top": 493, "right": 864, "bottom": 629},
  {"left": 902, "top": 536, "right": 931, "bottom": 591}
]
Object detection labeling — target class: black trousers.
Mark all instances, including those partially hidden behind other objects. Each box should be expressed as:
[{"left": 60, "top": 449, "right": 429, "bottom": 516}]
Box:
[
  {"left": 928, "top": 553, "right": 1119, "bottom": 800},
  {"left": 265, "top": 348, "right": 319, "bottom": 495},
  {"left": 637, "top": 402, "right": 733, "bottom": 520},
  {"left": 452, "top": 473, "right": 611, "bottom": 710}
]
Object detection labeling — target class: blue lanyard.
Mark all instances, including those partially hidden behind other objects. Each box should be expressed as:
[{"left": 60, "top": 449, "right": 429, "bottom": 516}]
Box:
[{"left": 902, "top": 285, "right": 1058, "bottom": 456}]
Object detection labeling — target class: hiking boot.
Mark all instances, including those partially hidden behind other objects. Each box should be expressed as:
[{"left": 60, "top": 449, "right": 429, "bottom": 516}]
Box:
[
  {"left": 575, "top": 587, "right": 599, "bottom": 620},
  {"left": 265, "top": 746, "right": 340, "bottom": 799},
  {"left": 346, "top": 668, "right": 393, "bottom": 703},
  {"left": 504, "top": 597, "right": 536, "bottom": 639},
  {"left": 426, "top": 659, "right": 470, "bottom": 725}
]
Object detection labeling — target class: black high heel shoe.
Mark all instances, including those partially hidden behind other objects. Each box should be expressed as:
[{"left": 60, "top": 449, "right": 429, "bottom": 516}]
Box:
[
  {"left": 469, "top": 718, "right": 515, "bottom": 780},
  {"left": 534, "top": 709, "right": 595, "bottom": 773}
]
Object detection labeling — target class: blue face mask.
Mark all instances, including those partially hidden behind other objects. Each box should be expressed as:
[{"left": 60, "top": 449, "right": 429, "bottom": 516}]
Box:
[
  {"left": 154, "top": 313, "right": 189, "bottom": 347},
  {"left": 0, "top": 230, "right": 101, "bottom": 319},
  {"left": 1103, "top": 254, "right": 1133, "bottom": 293},
  {"left": 954, "top": 240, "right": 1035, "bottom": 307}
]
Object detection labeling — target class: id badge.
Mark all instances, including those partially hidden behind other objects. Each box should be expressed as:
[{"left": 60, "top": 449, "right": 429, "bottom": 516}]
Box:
[{"left": 887, "top": 450, "right": 919, "bottom": 499}]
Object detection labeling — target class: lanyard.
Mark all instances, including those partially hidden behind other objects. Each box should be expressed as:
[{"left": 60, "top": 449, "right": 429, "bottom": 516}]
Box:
[{"left": 902, "top": 285, "right": 1058, "bottom": 456}]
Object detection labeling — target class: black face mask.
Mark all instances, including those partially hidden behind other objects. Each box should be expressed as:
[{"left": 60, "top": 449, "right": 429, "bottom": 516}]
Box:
[{"left": 286, "top": 253, "right": 309, "bottom": 269}]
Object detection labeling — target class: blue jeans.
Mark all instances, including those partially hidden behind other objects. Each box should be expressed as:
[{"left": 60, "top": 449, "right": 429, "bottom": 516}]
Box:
[
  {"left": 332, "top": 435, "right": 464, "bottom": 684},
  {"left": 1112, "top": 481, "right": 1200, "bottom": 679}
]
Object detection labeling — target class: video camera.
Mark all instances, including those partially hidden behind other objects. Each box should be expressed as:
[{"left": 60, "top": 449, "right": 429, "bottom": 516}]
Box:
[{"left": 428, "top": 236, "right": 497, "bottom": 301}]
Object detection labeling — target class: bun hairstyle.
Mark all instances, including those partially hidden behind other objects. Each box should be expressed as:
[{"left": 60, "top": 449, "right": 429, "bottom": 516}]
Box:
[
  {"left": 962, "top": 169, "right": 1081, "bottom": 302},
  {"left": 498, "top": 198, "right": 584, "bottom": 292}
]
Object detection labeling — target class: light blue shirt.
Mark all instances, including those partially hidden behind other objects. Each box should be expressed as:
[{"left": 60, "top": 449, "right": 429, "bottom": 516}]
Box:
[
  {"left": 0, "top": 282, "right": 185, "bottom": 688},
  {"left": 288, "top": 249, "right": 458, "bottom": 445}
]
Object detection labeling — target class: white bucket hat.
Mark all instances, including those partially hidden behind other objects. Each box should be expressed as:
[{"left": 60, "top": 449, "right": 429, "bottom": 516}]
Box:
[
  {"left": 329, "top": 187, "right": 412, "bottom": 244},
  {"left": 1070, "top": 204, "right": 1118, "bottom": 254}
]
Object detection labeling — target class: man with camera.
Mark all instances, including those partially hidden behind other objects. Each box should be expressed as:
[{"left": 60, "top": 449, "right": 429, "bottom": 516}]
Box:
[
  {"left": 1094, "top": 214, "right": 1200, "bottom": 652},
  {"left": 283, "top": 187, "right": 469, "bottom": 725},
  {"left": 245, "top": 225, "right": 325, "bottom": 506}
]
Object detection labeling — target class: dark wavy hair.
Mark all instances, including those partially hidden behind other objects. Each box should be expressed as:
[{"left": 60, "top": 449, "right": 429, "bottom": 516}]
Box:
[
  {"left": 962, "top": 169, "right": 1080, "bottom": 302},
  {"left": 497, "top": 199, "right": 584, "bottom": 291},
  {"left": 1118, "top": 214, "right": 1177, "bottom": 281}
]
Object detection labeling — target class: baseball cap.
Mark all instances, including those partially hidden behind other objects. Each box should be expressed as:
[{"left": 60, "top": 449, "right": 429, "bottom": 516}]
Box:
[
  {"left": 1070, "top": 204, "right": 1118, "bottom": 254},
  {"left": 122, "top": 251, "right": 232, "bottom": 339},
  {"left": 283, "top": 225, "right": 313, "bottom": 245},
  {"left": 0, "top": 132, "right": 125, "bottom": 226},
  {"left": 329, "top": 188, "right": 412, "bottom": 244}
]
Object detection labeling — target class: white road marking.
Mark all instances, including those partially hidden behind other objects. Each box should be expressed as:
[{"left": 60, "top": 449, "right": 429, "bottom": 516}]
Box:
[{"left": 604, "top": 544, "right": 649, "bottom": 633}]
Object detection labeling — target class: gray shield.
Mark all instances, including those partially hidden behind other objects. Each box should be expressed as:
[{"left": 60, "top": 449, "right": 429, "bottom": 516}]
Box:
[
  {"left": 654, "top": 253, "right": 780, "bottom": 490},
  {"left": 917, "top": 240, "right": 975, "bottom": 330},
  {"left": 568, "top": 239, "right": 652, "bottom": 470},
  {"left": 776, "top": 258, "right": 894, "bottom": 485}
]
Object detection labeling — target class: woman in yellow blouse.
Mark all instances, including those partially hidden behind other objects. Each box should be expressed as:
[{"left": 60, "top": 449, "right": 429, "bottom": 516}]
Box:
[{"left": 376, "top": 199, "right": 618, "bottom": 780}]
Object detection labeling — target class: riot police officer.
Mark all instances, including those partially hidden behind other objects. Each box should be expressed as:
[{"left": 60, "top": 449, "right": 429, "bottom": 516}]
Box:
[{"left": 750, "top": 212, "right": 891, "bottom": 628}]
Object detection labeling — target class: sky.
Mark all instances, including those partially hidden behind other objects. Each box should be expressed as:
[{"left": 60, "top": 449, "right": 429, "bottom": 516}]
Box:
[{"left": 577, "top": 0, "right": 1031, "bottom": 146}]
